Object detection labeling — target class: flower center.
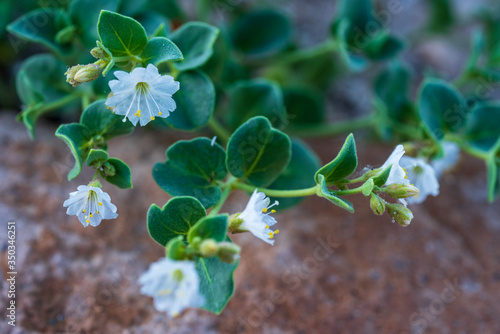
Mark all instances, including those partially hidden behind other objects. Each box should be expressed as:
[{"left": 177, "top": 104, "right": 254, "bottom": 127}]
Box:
[
  {"left": 135, "top": 81, "right": 150, "bottom": 95},
  {"left": 173, "top": 269, "right": 184, "bottom": 282},
  {"left": 413, "top": 165, "right": 424, "bottom": 175}
]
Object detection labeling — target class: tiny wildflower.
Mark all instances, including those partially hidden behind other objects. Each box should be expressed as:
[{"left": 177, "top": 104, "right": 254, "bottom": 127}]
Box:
[
  {"left": 380, "top": 145, "right": 410, "bottom": 186},
  {"left": 432, "top": 141, "right": 460, "bottom": 178},
  {"left": 63, "top": 180, "right": 117, "bottom": 227},
  {"left": 400, "top": 156, "right": 439, "bottom": 204},
  {"left": 138, "top": 258, "right": 204, "bottom": 317},
  {"left": 229, "top": 190, "right": 280, "bottom": 245},
  {"left": 105, "top": 64, "right": 180, "bottom": 126}
]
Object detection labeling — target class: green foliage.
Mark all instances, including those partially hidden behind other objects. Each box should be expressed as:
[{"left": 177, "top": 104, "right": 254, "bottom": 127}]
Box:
[
  {"left": 147, "top": 196, "right": 207, "bottom": 247},
  {"left": 227, "top": 79, "right": 287, "bottom": 130},
  {"left": 316, "top": 174, "right": 354, "bottom": 212},
  {"left": 418, "top": 78, "right": 467, "bottom": 140},
  {"left": 169, "top": 22, "right": 219, "bottom": 71},
  {"left": 188, "top": 215, "right": 228, "bottom": 244},
  {"left": 226, "top": 116, "right": 291, "bottom": 187},
  {"left": 268, "top": 139, "right": 320, "bottom": 209},
  {"left": 97, "top": 10, "right": 148, "bottom": 57},
  {"left": 103, "top": 158, "right": 132, "bottom": 188},
  {"left": 158, "top": 71, "right": 215, "bottom": 130},
  {"left": 486, "top": 139, "right": 500, "bottom": 202},
  {"left": 372, "top": 166, "right": 392, "bottom": 187},
  {"left": 55, "top": 124, "right": 93, "bottom": 181},
  {"left": 426, "top": 0, "right": 454, "bottom": 32},
  {"left": 465, "top": 103, "right": 500, "bottom": 151},
  {"left": 140, "top": 37, "right": 183, "bottom": 66},
  {"left": 315, "top": 134, "right": 358, "bottom": 185},
  {"left": 153, "top": 138, "right": 227, "bottom": 208},
  {"left": 283, "top": 88, "right": 324, "bottom": 125},
  {"left": 80, "top": 100, "right": 135, "bottom": 141},
  {"left": 231, "top": 10, "right": 291, "bottom": 57}
]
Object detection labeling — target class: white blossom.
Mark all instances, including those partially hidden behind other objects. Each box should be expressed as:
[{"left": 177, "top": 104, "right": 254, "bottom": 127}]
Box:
[
  {"left": 432, "top": 141, "right": 460, "bottom": 177},
  {"left": 236, "top": 190, "right": 280, "bottom": 245},
  {"left": 400, "top": 156, "right": 439, "bottom": 204},
  {"left": 380, "top": 145, "right": 411, "bottom": 186},
  {"left": 63, "top": 183, "right": 117, "bottom": 227},
  {"left": 138, "top": 258, "right": 204, "bottom": 317},
  {"left": 105, "top": 64, "right": 179, "bottom": 126}
]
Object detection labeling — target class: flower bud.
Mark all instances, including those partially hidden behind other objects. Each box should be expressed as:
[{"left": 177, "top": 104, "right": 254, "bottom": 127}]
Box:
[
  {"left": 370, "top": 194, "right": 386, "bottom": 215},
  {"left": 217, "top": 242, "right": 241, "bottom": 264},
  {"left": 227, "top": 213, "right": 244, "bottom": 233},
  {"left": 101, "top": 162, "right": 116, "bottom": 177},
  {"left": 90, "top": 46, "right": 106, "bottom": 59},
  {"left": 386, "top": 203, "right": 414, "bottom": 227},
  {"left": 199, "top": 239, "right": 218, "bottom": 258},
  {"left": 87, "top": 179, "right": 102, "bottom": 188},
  {"left": 384, "top": 184, "right": 420, "bottom": 199},
  {"left": 74, "top": 61, "right": 105, "bottom": 83},
  {"left": 65, "top": 64, "right": 84, "bottom": 86}
]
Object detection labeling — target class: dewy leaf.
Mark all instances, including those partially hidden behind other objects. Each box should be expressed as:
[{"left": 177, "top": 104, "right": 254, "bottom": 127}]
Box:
[
  {"left": 315, "top": 134, "right": 358, "bottom": 185},
  {"left": 147, "top": 197, "right": 206, "bottom": 247},
  {"left": 153, "top": 138, "right": 227, "bottom": 208},
  {"left": 465, "top": 102, "right": 500, "bottom": 152},
  {"left": 226, "top": 116, "right": 291, "bottom": 187},
  {"left": 97, "top": 10, "right": 148, "bottom": 57},
  {"left": 268, "top": 139, "right": 321, "bottom": 209},
  {"left": 227, "top": 79, "right": 287, "bottom": 130},
  {"left": 196, "top": 254, "right": 238, "bottom": 314},
  {"left": 157, "top": 71, "right": 215, "bottom": 130},
  {"left": 68, "top": 0, "right": 120, "bottom": 48},
  {"left": 187, "top": 215, "right": 228, "bottom": 244},
  {"left": 7, "top": 8, "right": 73, "bottom": 56},
  {"left": 55, "top": 123, "right": 93, "bottom": 180},
  {"left": 316, "top": 174, "right": 354, "bottom": 213},
  {"left": 140, "top": 37, "right": 183, "bottom": 66},
  {"left": 418, "top": 78, "right": 467, "bottom": 140},
  {"left": 80, "top": 100, "right": 134, "bottom": 141},
  {"left": 103, "top": 158, "right": 132, "bottom": 189},
  {"left": 231, "top": 9, "right": 291, "bottom": 57},
  {"left": 169, "top": 22, "right": 219, "bottom": 71}
]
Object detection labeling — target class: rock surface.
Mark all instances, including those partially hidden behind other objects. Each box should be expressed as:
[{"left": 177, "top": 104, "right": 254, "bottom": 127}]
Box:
[{"left": 1, "top": 112, "right": 499, "bottom": 334}]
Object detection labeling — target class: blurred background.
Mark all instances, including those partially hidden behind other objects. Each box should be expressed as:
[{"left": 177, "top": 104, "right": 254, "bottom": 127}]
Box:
[{"left": 1, "top": 0, "right": 500, "bottom": 333}]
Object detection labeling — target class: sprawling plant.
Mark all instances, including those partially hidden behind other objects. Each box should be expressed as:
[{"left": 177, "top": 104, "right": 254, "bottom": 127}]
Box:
[{"left": 7, "top": 0, "right": 500, "bottom": 317}]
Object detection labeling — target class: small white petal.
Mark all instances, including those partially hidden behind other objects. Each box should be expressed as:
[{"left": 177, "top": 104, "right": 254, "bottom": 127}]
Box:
[
  {"left": 381, "top": 145, "right": 410, "bottom": 186},
  {"left": 432, "top": 141, "right": 460, "bottom": 177},
  {"left": 238, "top": 190, "right": 279, "bottom": 245},
  {"left": 400, "top": 157, "right": 439, "bottom": 204}
]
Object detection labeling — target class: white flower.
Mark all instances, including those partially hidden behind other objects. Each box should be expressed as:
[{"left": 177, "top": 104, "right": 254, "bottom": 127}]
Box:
[
  {"left": 380, "top": 145, "right": 410, "bottom": 186},
  {"left": 400, "top": 156, "right": 439, "bottom": 204},
  {"left": 237, "top": 190, "right": 280, "bottom": 245},
  {"left": 105, "top": 64, "right": 179, "bottom": 126},
  {"left": 63, "top": 182, "right": 118, "bottom": 227},
  {"left": 432, "top": 141, "right": 460, "bottom": 178},
  {"left": 138, "top": 258, "right": 204, "bottom": 317}
]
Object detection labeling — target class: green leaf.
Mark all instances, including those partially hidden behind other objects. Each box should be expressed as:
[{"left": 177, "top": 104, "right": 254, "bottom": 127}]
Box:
[
  {"left": 165, "top": 236, "right": 186, "bottom": 260},
  {"left": 85, "top": 149, "right": 109, "bottom": 166},
  {"left": 188, "top": 215, "right": 228, "bottom": 244},
  {"left": 315, "top": 134, "right": 358, "bottom": 185},
  {"left": 140, "top": 37, "right": 183, "bottom": 66},
  {"left": 333, "top": 19, "right": 368, "bottom": 72},
  {"left": 147, "top": 197, "right": 207, "bottom": 247},
  {"left": 465, "top": 102, "right": 500, "bottom": 151},
  {"left": 97, "top": 10, "right": 148, "bottom": 57},
  {"left": 103, "top": 158, "right": 132, "bottom": 189},
  {"left": 486, "top": 138, "right": 500, "bottom": 202},
  {"left": 157, "top": 71, "right": 214, "bottom": 130},
  {"left": 195, "top": 255, "right": 237, "bottom": 314},
  {"left": 153, "top": 138, "right": 227, "bottom": 208},
  {"left": 268, "top": 139, "right": 321, "bottom": 209},
  {"left": 372, "top": 165, "right": 392, "bottom": 187},
  {"left": 335, "top": 0, "right": 373, "bottom": 42},
  {"left": 426, "top": 0, "right": 454, "bottom": 32},
  {"left": 316, "top": 174, "right": 354, "bottom": 213},
  {"left": 80, "top": 100, "right": 134, "bottom": 141},
  {"left": 363, "top": 33, "right": 405, "bottom": 61},
  {"left": 7, "top": 8, "right": 72, "bottom": 56},
  {"left": 418, "top": 78, "right": 467, "bottom": 140},
  {"left": 283, "top": 87, "right": 324, "bottom": 125},
  {"left": 169, "top": 22, "right": 219, "bottom": 71},
  {"left": 227, "top": 79, "right": 287, "bottom": 130},
  {"left": 231, "top": 10, "right": 291, "bottom": 57},
  {"left": 227, "top": 116, "right": 291, "bottom": 187},
  {"left": 68, "top": 0, "right": 120, "bottom": 48},
  {"left": 136, "top": 12, "right": 171, "bottom": 37},
  {"left": 55, "top": 123, "right": 93, "bottom": 180}
]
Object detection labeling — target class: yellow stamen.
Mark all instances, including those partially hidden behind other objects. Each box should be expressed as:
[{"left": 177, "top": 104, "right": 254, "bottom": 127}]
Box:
[
  {"left": 271, "top": 209, "right": 276, "bottom": 213},
  {"left": 83, "top": 209, "right": 86, "bottom": 213},
  {"left": 150, "top": 116, "right": 155, "bottom": 120},
  {"left": 265, "top": 225, "right": 269, "bottom": 229},
  {"left": 86, "top": 219, "right": 89, "bottom": 223},
  {"left": 262, "top": 208, "right": 268, "bottom": 213},
  {"left": 159, "top": 112, "right": 162, "bottom": 116},
  {"left": 97, "top": 211, "right": 99, "bottom": 214},
  {"left": 269, "top": 232, "right": 274, "bottom": 239},
  {"left": 98, "top": 202, "right": 103, "bottom": 206},
  {"left": 275, "top": 229, "right": 280, "bottom": 234},
  {"left": 90, "top": 213, "right": 93, "bottom": 217}
]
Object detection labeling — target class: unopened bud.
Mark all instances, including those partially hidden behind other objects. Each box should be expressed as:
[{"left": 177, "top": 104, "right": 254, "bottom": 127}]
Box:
[
  {"left": 90, "top": 46, "right": 106, "bottom": 59},
  {"left": 65, "top": 64, "right": 84, "bottom": 86},
  {"left": 199, "top": 239, "right": 218, "bottom": 257},
  {"left": 87, "top": 179, "right": 102, "bottom": 188},
  {"left": 386, "top": 203, "right": 414, "bottom": 227},
  {"left": 384, "top": 184, "right": 420, "bottom": 199},
  {"left": 74, "top": 61, "right": 105, "bottom": 83},
  {"left": 217, "top": 242, "right": 241, "bottom": 264},
  {"left": 227, "top": 213, "right": 244, "bottom": 233},
  {"left": 101, "top": 162, "right": 116, "bottom": 177},
  {"left": 370, "top": 194, "right": 386, "bottom": 215}
]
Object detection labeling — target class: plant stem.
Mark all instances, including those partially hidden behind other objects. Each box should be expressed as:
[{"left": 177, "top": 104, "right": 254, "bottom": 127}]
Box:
[
  {"left": 232, "top": 181, "right": 318, "bottom": 198},
  {"left": 207, "top": 117, "right": 231, "bottom": 143},
  {"left": 37, "top": 93, "right": 82, "bottom": 114},
  {"left": 445, "top": 134, "right": 490, "bottom": 160},
  {"left": 287, "top": 113, "right": 378, "bottom": 137},
  {"left": 333, "top": 185, "right": 365, "bottom": 196},
  {"left": 209, "top": 184, "right": 232, "bottom": 216}
]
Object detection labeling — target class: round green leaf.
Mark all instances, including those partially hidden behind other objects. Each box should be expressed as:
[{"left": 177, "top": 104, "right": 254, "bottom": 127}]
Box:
[
  {"left": 140, "top": 37, "right": 183, "bottom": 66},
  {"left": 80, "top": 100, "right": 135, "bottom": 140},
  {"left": 465, "top": 102, "right": 500, "bottom": 151},
  {"left": 97, "top": 10, "right": 148, "bottom": 57},
  {"left": 231, "top": 10, "right": 291, "bottom": 57},
  {"left": 85, "top": 149, "right": 109, "bottom": 166},
  {"left": 55, "top": 123, "right": 93, "bottom": 180},
  {"left": 187, "top": 215, "right": 228, "bottom": 244},
  {"left": 103, "top": 158, "right": 132, "bottom": 189},
  {"left": 283, "top": 87, "right": 324, "bottom": 125},
  {"left": 147, "top": 196, "right": 207, "bottom": 247},
  {"left": 158, "top": 71, "right": 215, "bottom": 130},
  {"left": 169, "top": 22, "right": 219, "bottom": 71},
  {"left": 226, "top": 116, "right": 291, "bottom": 187},
  {"left": 153, "top": 138, "right": 228, "bottom": 208}
]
